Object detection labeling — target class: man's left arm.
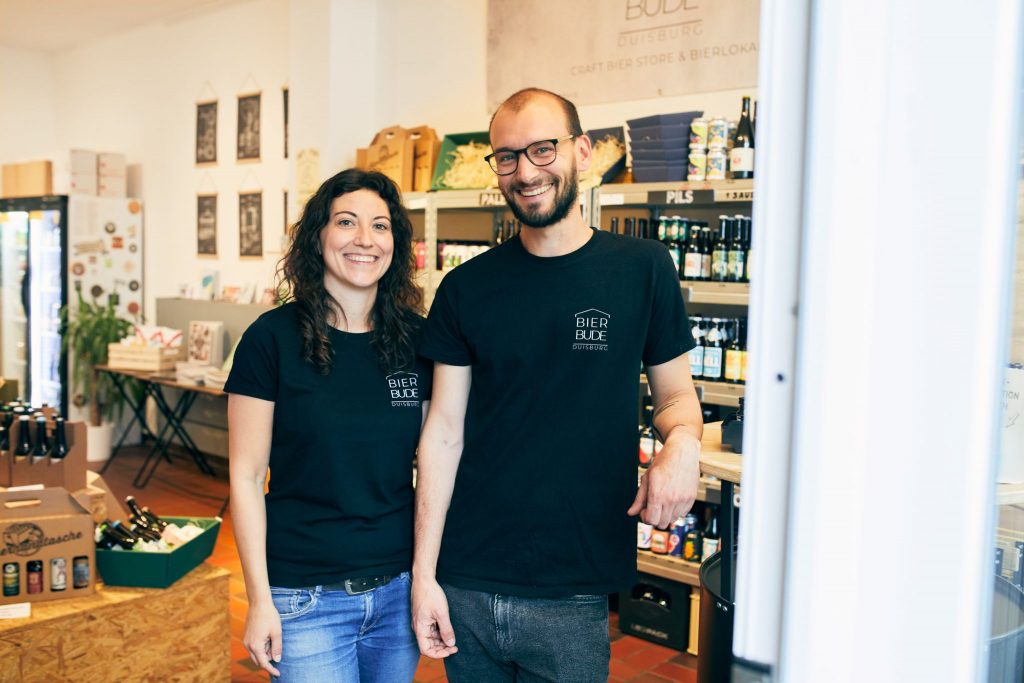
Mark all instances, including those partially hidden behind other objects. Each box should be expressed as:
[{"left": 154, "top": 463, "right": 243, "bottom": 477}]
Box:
[{"left": 628, "top": 353, "right": 703, "bottom": 529}]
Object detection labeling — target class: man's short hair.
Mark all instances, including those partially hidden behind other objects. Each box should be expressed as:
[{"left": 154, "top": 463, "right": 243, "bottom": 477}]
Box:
[{"left": 489, "top": 88, "right": 584, "bottom": 138}]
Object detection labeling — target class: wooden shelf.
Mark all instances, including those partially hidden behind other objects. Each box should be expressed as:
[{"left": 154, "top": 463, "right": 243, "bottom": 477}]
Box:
[
  {"left": 637, "top": 549, "right": 701, "bottom": 587},
  {"left": 682, "top": 281, "right": 750, "bottom": 306},
  {"left": 598, "top": 179, "right": 754, "bottom": 207}
]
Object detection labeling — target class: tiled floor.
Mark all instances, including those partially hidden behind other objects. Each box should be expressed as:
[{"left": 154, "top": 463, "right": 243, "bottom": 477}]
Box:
[{"left": 93, "top": 446, "right": 697, "bottom": 682}]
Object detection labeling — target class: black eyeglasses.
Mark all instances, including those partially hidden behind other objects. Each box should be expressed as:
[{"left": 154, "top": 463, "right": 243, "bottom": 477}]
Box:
[{"left": 485, "top": 135, "right": 577, "bottom": 175}]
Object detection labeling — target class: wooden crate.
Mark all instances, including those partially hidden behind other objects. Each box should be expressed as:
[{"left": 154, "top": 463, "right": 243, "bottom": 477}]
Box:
[{"left": 107, "top": 343, "right": 183, "bottom": 372}]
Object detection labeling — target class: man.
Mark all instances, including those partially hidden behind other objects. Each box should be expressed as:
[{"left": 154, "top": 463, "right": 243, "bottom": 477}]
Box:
[{"left": 413, "top": 87, "right": 703, "bottom": 682}]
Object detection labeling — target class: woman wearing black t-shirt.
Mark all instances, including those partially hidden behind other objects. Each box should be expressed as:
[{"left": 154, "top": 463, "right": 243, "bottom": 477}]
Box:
[{"left": 225, "top": 169, "right": 431, "bottom": 681}]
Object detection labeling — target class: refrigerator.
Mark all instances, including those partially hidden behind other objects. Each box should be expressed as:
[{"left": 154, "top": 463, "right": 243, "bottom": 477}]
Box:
[
  {"left": 0, "top": 195, "right": 144, "bottom": 417},
  {"left": 0, "top": 196, "right": 68, "bottom": 413}
]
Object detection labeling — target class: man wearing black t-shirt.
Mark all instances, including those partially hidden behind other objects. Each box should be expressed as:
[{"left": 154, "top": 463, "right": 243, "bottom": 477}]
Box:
[{"left": 413, "top": 88, "right": 703, "bottom": 681}]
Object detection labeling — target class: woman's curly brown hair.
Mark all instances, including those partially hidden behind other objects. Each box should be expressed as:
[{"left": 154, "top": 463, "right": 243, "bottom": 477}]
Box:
[{"left": 277, "top": 168, "right": 423, "bottom": 374}]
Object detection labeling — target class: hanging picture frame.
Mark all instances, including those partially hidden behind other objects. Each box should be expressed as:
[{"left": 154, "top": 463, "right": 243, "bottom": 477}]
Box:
[
  {"left": 197, "top": 194, "right": 217, "bottom": 256},
  {"left": 196, "top": 100, "right": 217, "bottom": 165},
  {"left": 239, "top": 191, "right": 263, "bottom": 258},
  {"left": 237, "top": 93, "right": 261, "bottom": 162}
]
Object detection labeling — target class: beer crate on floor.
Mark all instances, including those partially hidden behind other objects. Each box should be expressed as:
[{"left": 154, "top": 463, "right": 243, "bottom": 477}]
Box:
[{"left": 618, "top": 570, "right": 691, "bottom": 651}]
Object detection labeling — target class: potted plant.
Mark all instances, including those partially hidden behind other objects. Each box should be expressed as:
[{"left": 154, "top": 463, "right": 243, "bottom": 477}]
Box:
[{"left": 60, "top": 289, "right": 136, "bottom": 461}]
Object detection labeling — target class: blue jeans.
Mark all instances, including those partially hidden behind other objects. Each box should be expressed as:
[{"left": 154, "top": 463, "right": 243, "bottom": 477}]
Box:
[
  {"left": 270, "top": 572, "right": 419, "bottom": 683},
  {"left": 440, "top": 582, "right": 610, "bottom": 683}
]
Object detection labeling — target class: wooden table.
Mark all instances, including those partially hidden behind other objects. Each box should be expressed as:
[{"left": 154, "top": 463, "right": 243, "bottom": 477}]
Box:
[
  {"left": 94, "top": 365, "right": 224, "bottom": 488},
  {"left": 0, "top": 563, "right": 230, "bottom": 682}
]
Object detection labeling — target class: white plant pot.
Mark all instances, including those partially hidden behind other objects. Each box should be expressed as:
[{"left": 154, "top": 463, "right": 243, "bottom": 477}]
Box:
[{"left": 86, "top": 422, "right": 114, "bottom": 463}]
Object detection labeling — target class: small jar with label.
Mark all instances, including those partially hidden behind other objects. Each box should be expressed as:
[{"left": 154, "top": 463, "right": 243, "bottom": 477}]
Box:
[
  {"left": 689, "top": 118, "right": 709, "bottom": 148},
  {"left": 637, "top": 522, "right": 653, "bottom": 550},
  {"left": 708, "top": 117, "right": 730, "bottom": 149},
  {"left": 706, "top": 148, "right": 728, "bottom": 180},
  {"left": 687, "top": 145, "right": 707, "bottom": 181},
  {"left": 651, "top": 529, "right": 670, "bottom": 555}
]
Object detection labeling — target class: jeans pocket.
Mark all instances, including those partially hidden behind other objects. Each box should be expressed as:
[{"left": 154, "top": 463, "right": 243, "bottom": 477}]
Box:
[{"left": 269, "top": 587, "right": 318, "bottom": 620}]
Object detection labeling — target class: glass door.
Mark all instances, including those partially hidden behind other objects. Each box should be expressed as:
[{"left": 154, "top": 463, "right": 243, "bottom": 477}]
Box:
[
  {"left": 0, "top": 208, "right": 29, "bottom": 399},
  {"left": 28, "top": 207, "right": 65, "bottom": 409}
]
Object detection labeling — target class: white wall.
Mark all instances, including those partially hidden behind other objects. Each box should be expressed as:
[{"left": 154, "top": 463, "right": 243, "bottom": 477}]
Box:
[
  {"left": 48, "top": 0, "right": 290, "bottom": 318},
  {"left": 0, "top": 0, "right": 757, "bottom": 320},
  {"left": 0, "top": 47, "right": 59, "bottom": 193}
]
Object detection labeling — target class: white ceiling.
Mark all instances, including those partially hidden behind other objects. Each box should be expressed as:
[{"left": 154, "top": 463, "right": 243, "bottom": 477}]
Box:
[{"left": 0, "top": 0, "right": 244, "bottom": 52}]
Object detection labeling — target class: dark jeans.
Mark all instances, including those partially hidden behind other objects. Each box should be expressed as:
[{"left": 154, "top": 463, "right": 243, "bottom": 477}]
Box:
[{"left": 440, "top": 582, "right": 610, "bottom": 683}]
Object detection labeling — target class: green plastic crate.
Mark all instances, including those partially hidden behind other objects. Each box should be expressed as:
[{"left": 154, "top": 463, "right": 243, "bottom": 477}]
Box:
[
  {"left": 430, "top": 131, "right": 495, "bottom": 190},
  {"left": 95, "top": 516, "right": 221, "bottom": 588}
]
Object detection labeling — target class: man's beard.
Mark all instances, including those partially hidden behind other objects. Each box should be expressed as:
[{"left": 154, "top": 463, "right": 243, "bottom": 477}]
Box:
[{"left": 502, "top": 164, "right": 579, "bottom": 229}]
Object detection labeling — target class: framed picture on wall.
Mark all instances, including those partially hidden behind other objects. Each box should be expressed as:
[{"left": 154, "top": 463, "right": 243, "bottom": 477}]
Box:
[
  {"left": 239, "top": 191, "right": 263, "bottom": 258},
  {"left": 197, "top": 194, "right": 217, "bottom": 256},
  {"left": 237, "top": 93, "right": 261, "bottom": 161},
  {"left": 196, "top": 100, "right": 217, "bottom": 165}
]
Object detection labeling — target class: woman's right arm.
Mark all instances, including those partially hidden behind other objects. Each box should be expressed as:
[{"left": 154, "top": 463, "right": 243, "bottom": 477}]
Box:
[{"left": 228, "top": 393, "right": 281, "bottom": 677}]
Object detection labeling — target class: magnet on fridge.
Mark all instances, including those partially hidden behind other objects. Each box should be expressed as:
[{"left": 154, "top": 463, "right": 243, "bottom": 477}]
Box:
[
  {"left": 127, "top": 225, "right": 137, "bottom": 237},
  {"left": 128, "top": 243, "right": 138, "bottom": 253},
  {"left": 127, "top": 301, "right": 140, "bottom": 315},
  {"left": 71, "top": 262, "right": 85, "bottom": 276},
  {"left": 90, "top": 285, "right": 104, "bottom": 298},
  {"left": 112, "top": 236, "right": 124, "bottom": 249},
  {"left": 104, "top": 222, "right": 116, "bottom": 234},
  {"left": 129, "top": 280, "right": 140, "bottom": 292}
]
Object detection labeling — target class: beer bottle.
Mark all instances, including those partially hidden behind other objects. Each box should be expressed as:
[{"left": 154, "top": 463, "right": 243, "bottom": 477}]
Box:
[
  {"left": 740, "top": 320, "right": 749, "bottom": 383},
  {"left": 700, "top": 225, "right": 713, "bottom": 280},
  {"left": 657, "top": 216, "right": 669, "bottom": 242},
  {"left": 31, "top": 416, "right": 49, "bottom": 462},
  {"left": 126, "top": 496, "right": 168, "bottom": 531},
  {"left": 0, "top": 425, "right": 7, "bottom": 453},
  {"left": 688, "top": 317, "right": 706, "bottom": 378},
  {"left": 1, "top": 406, "right": 12, "bottom": 431},
  {"left": 666, "top": 233, "right": 682, "bottom": 278},
  {"left": 728, "top": 215, "right": 747, "bottom": 282},
  {"left": 702, "top": 509, "right": 721, "bottom": 559},
  {"left": 638, "top": 397, "right": 655, "bottom": 469},
  {"left": 702, "top": 319, "right": 724, "bottom": 380},
  {"left": 638, "top": 218, "right": 650, "bottom": 240},
  {"left": 13, "top": 416, "right": 32, "bottom": 461},
  {"left": 729, "top": 96, "right": 755, "bottom": 180},
  {"left": 683, "top": 223, "right": 703, "bottom": 280},
  {"left": 609, "top": 217, "right": 619, "bottom": 235},
  {"left": 724, "top": 319, "right": 744, "bottom": 384},
  {"left": 711, "top": 216, "right": 730, "bottom": 282},
  {"left": 744, "top": 218, "right": 753, "bottom": 282},
  {"left": 49, "top": 418, "right": 69, "bottom": 459}
]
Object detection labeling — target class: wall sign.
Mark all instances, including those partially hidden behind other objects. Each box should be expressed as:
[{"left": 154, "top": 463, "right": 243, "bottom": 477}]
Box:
[{"left": 487, "top": 0, "right": 760, "bottom": 107}]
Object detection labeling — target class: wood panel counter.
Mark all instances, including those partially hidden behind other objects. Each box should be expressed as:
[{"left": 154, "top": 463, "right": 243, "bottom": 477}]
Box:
[{"left": 0, "top": 563, "right": 230, "bottom": 682}]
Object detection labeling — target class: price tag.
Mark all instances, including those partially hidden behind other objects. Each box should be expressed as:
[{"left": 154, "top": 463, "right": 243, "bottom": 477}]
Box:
[
  {"left": 600, "top": 193, "right": 625, "bottom": 206},
  {"left": 715, "top": 189, "right": 755, "bottom": 202},
  {"left": 648, "top": 190, "right": 714, "bottom": 205},
  {"left": 406, "top": 197, "right": 427, "bottom": 210},
  {"left": 479, "top": 191, "right": 506, "bottom": 207}
]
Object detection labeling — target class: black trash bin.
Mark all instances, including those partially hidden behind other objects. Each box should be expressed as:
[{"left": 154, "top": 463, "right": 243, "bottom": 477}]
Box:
[
  {"left": 990, "top": 575, "right": 1024, "bottom": 682},
  {"left": 697, "top": 551, "right": 733, "bottom": 683}
]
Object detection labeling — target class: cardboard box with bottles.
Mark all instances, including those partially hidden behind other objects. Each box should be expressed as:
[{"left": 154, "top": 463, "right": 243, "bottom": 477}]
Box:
[
  {"left": 0, "top": 413, "right": 87, "bottom": 492},
  {"left": 0, "top": 488, "right": 96, "bottom": 605}
]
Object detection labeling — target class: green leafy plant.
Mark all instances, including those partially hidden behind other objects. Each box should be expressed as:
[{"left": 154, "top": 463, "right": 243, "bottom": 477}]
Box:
[{"left": 60, "top": 290, "right": 135, "bottom": 426}]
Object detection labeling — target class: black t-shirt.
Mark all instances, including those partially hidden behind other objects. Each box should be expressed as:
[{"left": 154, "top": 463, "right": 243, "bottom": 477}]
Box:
[
  {"left": 420, "top": 229, "right": 694, "bottom": 597},
  {"left": 224, "top": 302, "right": 432, "bottom": 588}
]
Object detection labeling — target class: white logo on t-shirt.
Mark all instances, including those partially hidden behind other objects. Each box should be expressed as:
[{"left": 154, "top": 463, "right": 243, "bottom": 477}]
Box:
[
  {"left": 386, "top": 371, "right": 421, "bottom": 407},
  {"left": 573, "top": 309, "right": 610, "bottom": 351}
]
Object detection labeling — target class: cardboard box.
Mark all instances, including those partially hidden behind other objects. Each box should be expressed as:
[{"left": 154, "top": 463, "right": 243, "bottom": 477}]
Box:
[
  {"left": 98, "top": 174, "right": 127, "bottom": 198},
  {"left": 359, "top": 125, "right": 415, "bottom": 192},
  {"left": 71, "top": 471, "right": 129, "bottom": 524},
  {"left": 97, "top": 152, "right": 126, "bottom": 177},
  {"left": 408, "top": 126, "right": 440, "bottom": 192},
  {"left": 430, "top": 132, "right": 495, "bottom": 190},
  {"left": 1, "top": 161, "right": 53, "bottom": 198},
  {"left": 0, "top": 418, "right": 88, "bottom": 492},
  {"left": 69, "top": 149, "right": 98, "bottom": 175},
  {"left": 0, "top": 487, "right": 96, "bottom": 605},
  {"left": 95, "top": 516, "right": 221, "bottom": 588}
]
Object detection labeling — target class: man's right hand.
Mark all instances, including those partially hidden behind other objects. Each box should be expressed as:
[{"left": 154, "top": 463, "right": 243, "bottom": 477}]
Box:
[{"left": 412, "top": 576, "right": 458, "bottom": 659}]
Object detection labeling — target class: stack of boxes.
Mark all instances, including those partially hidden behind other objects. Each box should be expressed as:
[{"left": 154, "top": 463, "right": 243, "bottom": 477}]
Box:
[
  {"left": 627, "top": 112, "right": 701, "bottom": 183},
  {"left": 1, "top": 150, "right": 128, "bottom": 198}
]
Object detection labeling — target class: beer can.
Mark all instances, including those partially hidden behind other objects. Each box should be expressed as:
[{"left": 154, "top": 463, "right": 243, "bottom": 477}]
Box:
[
  {"left": 50, "top": 557, "right": 67, "bottom": 591},
  {"left": 73, "top": 556, "right": 90, "bottom": 589},
  {"left": 687, "top": 145, "right": 707, "bottom": 182},
  {"left": 668, "top": 518, "right": 685, "bottom": 557},
  {"left": 689, "top": 118, "right": 709, "bottom": 148},
  {"left": 708, "top": 117, "right": 730, "bottom": 149},
  {"left": 26, "top": 560, "right": 43, "bottom": 594},
  {"left": 2, "top": 562, "right": 18, "bottom": 597},
  {"left": 637, "top": 522, "right": 653, "bottom": 550},
  {"left": 651, "top": 529, "right": 670, "bottom": 554},
  {"left": 706, "top": 148, "right": 727, "bottom": 180}
]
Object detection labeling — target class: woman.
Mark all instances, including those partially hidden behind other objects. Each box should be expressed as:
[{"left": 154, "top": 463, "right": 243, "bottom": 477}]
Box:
[{"left": 226, "top": 169, "right": 430, "bottom": 682}]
